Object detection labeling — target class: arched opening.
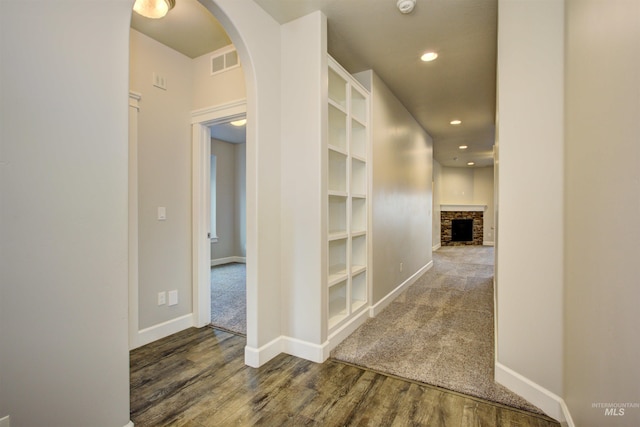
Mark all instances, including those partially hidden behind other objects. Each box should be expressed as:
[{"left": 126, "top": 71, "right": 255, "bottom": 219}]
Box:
[{"left": 128, "top": 0, "right": 282, "bottom": 366}]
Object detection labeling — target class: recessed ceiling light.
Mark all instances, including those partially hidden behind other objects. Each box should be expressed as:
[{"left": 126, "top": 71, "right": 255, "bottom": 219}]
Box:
[
  {"left": 420, "top": 52, "right": 438, "bottom": 62},
  {"left": 230, "top": 119, "right": 247, "bottom": 127},
  {"left": 450, "top": 119, "right": 462, "bottom": 125},
  {"left": 458, "top": 145, "right": 468, "bottom": 150},
  {"left": 467, "top": 161, "right": 475, "bottom": 166}
]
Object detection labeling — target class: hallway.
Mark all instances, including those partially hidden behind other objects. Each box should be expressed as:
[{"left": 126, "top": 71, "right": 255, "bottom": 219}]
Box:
[{"left": 333, "top": 246, "right": 542, "bottom": 414}]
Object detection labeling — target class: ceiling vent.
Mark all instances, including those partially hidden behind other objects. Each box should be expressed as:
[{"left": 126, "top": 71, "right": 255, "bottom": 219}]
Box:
[{"left": 211, "top": 47, "right": 240, "bottom": 75}]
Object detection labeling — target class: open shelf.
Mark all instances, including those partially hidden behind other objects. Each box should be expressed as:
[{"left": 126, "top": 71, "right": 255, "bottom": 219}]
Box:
[
  {"left": 351, "top": 158, "right": 367, "bottom": 196},
  {"left": 328, "top": 195, "right": 347, "bottom": 236},
  {"left": 328, "top": 150, "right": 347, "bottom": 193},
  {"left": 328, "top": 238, "right": 347, "bottom": 284},
  {"left": 351, "top": 271, "right": 367, "bottom": 312},
  {"left": 329, "top": 104, "right": 347, "bottom": 151},
  {"left": 351, "top": 197, "right": 367, "bottom": 234},
  {"left": 351, "top": 234, "right": 366, "bottom": 271},
  {"left": 328, "top": 280, "right": 348, "bottom": 329},
  {"left": 329, "top": 67, "right": 347, "bottom": 108},
  {"left": 351, "top": 86, "right": 367, "bottom": 124},
  {"left": 327, "top": 56, "right": 370, "bottom": 333},
  {"left": 351, "top": 120, "right": 367, "bottom": 160}
]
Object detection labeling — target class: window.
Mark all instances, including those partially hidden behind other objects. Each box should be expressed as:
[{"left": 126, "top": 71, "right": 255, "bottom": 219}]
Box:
[{"left": 210, "top": 154, "right": 218, "bottom": 242}]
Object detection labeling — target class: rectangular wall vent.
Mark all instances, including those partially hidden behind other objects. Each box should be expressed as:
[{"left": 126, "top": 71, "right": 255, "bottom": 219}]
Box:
[{"left": 210, "top": 47, "right": 240, "bottom": 76}]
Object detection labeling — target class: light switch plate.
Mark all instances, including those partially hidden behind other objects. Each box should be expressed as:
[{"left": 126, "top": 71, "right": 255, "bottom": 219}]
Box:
[{"left": 157, "top": 207, "right": 166, "bottom": 221}]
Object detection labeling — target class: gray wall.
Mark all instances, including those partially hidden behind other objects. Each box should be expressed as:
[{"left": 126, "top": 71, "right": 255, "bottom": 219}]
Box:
[
  {"left": 368, "top": 72, "right": 433, "bottom": 304},
  {"left": 130, "top": 28, "right": 247, "bottom": 332},
  {"left": 0, "top": 1, "right": 130, "bottom": 425},
  {"left": 564, "top": 0, "right": 640, "bottom": 425},
  {"left": 496, "top": 0, "right": 565, "bottom": 408},
  {"left": 211, "top": 139, "right": 246, "bottom": 260},
  {"left": 130, "top": 29, "right": 194, "bottom": 329}
]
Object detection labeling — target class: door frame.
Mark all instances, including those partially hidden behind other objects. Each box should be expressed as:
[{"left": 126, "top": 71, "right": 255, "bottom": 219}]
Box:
[{"left": 191, "top": 99, "right": 247, "bottom": 327}]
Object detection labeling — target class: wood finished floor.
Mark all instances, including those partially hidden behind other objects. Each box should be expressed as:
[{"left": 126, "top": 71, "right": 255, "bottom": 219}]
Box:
[{"left": 130, "top": 327, "right": 560, "bottom": 427}]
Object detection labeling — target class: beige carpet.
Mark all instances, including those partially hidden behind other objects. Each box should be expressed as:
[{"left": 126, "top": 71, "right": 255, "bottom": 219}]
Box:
[
  {"left": 331, "top": 246, "right": 545, "bottom": 415},
  {"left": 210, "top": 262, "right": 246, "bottom": 335}
]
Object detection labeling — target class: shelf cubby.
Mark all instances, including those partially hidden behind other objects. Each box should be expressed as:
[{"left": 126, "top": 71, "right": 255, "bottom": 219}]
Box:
[
  {"left": 328, "top": 238, "right": 348, "bottom": 284},
  {"left": 351, "top": 235, "right": 367, "bottom": 273},
  {"left": 351, "top": 120, "right": 367, "bottom": 160},
  {"left": 351, "top": 86, "right": 367, "bottom": 124},
  {"left": 351, "top": 271, "right": 367, "bottom": 312},
  {"left": 328, "top": 280, "right": 348, "bottom": 329},
  {"left": 351, "top": 158, "right": 367, "bottom": 196},
  {"left": 351, "top": 197, "right": 367, "bottom": 234},
  {"left": 328, "top": 195, "right": 347, "bottom": 236},
  {"left": 328, "top": 149, "right": 347, "bottom": 193},
  {"left": 328, "top": 104, "right": 347, "bottom": 151},
  {"left": 329, "top": 67, "right": 347, "bottom": 108}
]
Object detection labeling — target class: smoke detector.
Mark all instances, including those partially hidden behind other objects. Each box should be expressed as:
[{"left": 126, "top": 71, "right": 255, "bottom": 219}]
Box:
[{"left": 397, "top": 0, "right": 416, "bottom": 14}]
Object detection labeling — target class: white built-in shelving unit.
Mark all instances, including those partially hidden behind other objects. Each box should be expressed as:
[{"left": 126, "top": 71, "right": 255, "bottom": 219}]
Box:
[{"left": 327, "top": 56, "right": 370, "bottom": 332}]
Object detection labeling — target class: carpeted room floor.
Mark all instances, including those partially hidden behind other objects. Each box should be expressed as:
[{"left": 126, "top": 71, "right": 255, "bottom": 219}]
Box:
[
  {"left": 210, "top": 262, "right": 247, "bottom": 335},
  {"left": 331, "top": 245, "right": 544, "bottom": 415}
]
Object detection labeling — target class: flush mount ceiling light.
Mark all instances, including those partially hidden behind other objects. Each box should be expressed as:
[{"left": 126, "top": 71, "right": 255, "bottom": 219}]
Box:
[
  {"left": 133, "top": 0, "right": 175, "bottom": 19},
  {"left": 467, "top": 161, "right": 475, "bottom": 166},
  {"left": 450, "top": 119, "right": 462, "bottom": 125},
  {"left": 397, "top": 0, "right": 416, "bottom": 14},
  {"left": 420, "top": 51, "right": 438, "bottom": 62},
  {"left": 230, "top": 119, "right": 247, "bottom": 127},
  {"left": 459, "top": 145, "right": 468, "bottom": 150}
]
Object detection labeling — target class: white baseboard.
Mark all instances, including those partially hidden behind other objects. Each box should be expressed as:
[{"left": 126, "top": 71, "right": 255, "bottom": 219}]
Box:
[
  {"left": 432, "top": 243, "right": 442, "bottom": 251},
  {"left": 281, "top": 336, "right": 326, "bottom": 363},
  {"left": 130, "top": 314, "right": 194, "bottom": 350},
  {"left": 211, "top": 256, "right": 246, "bottom": 267},
  {"left": 244, "top": 310, "right": 372, "bottom": 367},
  {"left": 370, "top": 261, "right": 433, "bottom": 317},
  {"left": 495, "top": 362, "right": 574, "bottom": 426},
  {"left": 324, "top": 308, "right": 371, "bottom": 360},
  {"left": 0, "top": 415, "right": 10, "bottom": 427},
  {"left": 244, "top": 336, "right": 282, "bottom": 368},
  {"left": 124, "top": 422, "right": 134, "bottom": 427},
  {"left": 483, "top": 241, "right": 495, "bottom": 246}
]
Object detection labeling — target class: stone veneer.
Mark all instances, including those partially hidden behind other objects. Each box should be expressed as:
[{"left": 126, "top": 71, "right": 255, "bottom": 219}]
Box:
[{"left": 441, "top": 211, "right": 484, "bottom": 246}]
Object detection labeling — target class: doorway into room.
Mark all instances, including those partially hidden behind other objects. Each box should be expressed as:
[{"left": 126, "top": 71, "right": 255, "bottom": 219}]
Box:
[{"left": 208, "top": 117, "right": 247, "bottom": 336}]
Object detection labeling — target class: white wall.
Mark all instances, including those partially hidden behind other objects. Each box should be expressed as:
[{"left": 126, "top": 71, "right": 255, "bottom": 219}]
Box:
[
  {"left": 199, "top": 0, "right": 284, "bottom": 360},
  {"left": 0, "top": 1, "right": 131, "bottom": 426},
  {"left": 130, "top": 29, "right": 194, "bottom": 329},
  {"left": 439, "top": 166, "right": 495, "bottom": 245},
  {"left": 279, "top": 11, "right": 327, "bottom": 345},
  {"left": 495, "top": 0, "right": 565, "bottom": 418},
  {"left": 211, "top": 139, "right": 246, "bottom": 260},
  {"left": 564, "top": 0, "right": 640, "bottom": 425},
  {"left": 369, "top": 72, "right": 433, "bottom": 304}
]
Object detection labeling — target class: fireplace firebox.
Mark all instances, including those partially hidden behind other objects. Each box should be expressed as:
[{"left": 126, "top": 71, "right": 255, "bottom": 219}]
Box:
[{"left": 451, "top": 219, "right": 474, "bottom": 242}]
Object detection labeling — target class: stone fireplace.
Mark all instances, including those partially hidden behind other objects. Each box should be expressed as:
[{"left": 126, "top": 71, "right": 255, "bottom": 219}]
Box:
[{"left": 440, "top": 204, "right": 486, "bottom": 246}]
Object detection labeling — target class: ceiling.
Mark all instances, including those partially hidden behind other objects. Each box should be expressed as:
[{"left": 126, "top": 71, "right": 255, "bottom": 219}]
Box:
[
  {"left": 131, "top": 0, "right": 497, "bottom": 168},
  {"left": 210, "top": 120, "right": 247, "bottom": 144}
]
